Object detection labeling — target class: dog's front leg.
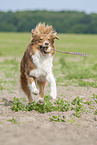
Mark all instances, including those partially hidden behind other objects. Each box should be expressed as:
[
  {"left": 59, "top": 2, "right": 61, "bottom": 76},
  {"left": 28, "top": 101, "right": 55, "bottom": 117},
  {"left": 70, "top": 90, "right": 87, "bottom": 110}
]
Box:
[
  {"left": 28, "top": 77, "right": 39, "bottom": 95},
  {"left": 46, "top": 73, "right": 57, "bottom": 99}
]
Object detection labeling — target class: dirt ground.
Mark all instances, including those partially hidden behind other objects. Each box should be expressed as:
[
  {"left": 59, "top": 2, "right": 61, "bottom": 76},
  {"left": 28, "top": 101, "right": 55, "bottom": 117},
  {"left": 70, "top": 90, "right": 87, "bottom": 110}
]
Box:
[{"left": 0, "top": 85, "right": 97, "bottom": 145}]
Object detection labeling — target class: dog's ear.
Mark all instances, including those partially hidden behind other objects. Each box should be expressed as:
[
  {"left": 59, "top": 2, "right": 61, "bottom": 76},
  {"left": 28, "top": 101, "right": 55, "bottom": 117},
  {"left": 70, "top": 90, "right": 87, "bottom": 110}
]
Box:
[
  {"left": 31, "top": 29, "right": 34, "bottom": 34},
  {"left": 31, "top": 29, "right": 38, "bottom": 37},
  {"left": 52, "top": 33, "right": 60, "bottom": 40},
  {"left": 31, "top": 29, "right": 35, "bottom": 42},
  {"left": 31, "top": 29, "right": 39, "bottom": 41}
]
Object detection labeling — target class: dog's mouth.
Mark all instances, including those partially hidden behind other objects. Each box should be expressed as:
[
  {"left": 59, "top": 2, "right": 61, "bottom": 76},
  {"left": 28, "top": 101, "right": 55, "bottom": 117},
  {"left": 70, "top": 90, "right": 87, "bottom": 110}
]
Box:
[{"left": 40, "top": 46, "right": 51, "bottom": 56}]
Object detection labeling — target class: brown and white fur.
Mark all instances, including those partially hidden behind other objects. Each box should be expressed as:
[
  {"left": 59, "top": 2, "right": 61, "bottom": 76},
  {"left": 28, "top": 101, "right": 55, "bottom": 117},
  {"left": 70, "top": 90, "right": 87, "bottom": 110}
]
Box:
[{"left": 20, "top": 23, "right": 60, "bottom": 103}]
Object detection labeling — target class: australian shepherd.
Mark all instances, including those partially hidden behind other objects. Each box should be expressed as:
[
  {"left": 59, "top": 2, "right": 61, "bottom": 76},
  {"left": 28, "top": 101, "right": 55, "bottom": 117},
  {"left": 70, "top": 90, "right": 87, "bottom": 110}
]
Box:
[{"left": 20, "top": 23, "right": 60, "bottom": 103}]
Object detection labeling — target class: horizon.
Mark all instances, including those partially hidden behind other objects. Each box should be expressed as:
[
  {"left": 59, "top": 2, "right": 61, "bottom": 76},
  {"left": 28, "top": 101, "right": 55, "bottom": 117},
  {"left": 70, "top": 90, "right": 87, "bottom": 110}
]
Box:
[{"left": 0, "top": 9, "right": 97, "bottom": 15}]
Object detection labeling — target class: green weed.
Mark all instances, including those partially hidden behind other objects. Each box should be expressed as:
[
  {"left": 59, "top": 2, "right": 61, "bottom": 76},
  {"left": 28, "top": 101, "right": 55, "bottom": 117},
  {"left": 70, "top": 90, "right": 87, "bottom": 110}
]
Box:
[
  {"left": 93, "top": 94, "right": 97, "bottom": 103},
  {"left": 49, "top": 115, "right": 65, "bottom": 122},
  {"left": 78, "top": 80, "right": 97, "bottom": 88},
  {"left": 11, "top": 95, "right": 96, "bottom": 118},
  {"left": 84, "top": 100, "right": 92, "bottom": 105},
  {"left": 68, "top": 118, "right": 75, "bottom": 124},
  {"left": 11, "top": 96, "right": 70, "bottom": 113},
  {"left": 7, "top": 118, "right": 17, "bottom": 124},
  {"left": 0, "top": 121, "right": 3, "bottom": 124},
  {"left": 12, "top": 97, "right": 26, "bottom": 112},
  {"left": 68, "top": 118, "right": 80, "bottom": 126},
  {"left": 20, "top": 97, "right": 28, "bottom": 103},
  {"left": 71, "top": 97, "right": 88, "bottom": 118},
  {"left": 54, "top": 98, "right": 70, "bottom": 111},
  {"left": 94, "top": 110, "right": 97, "bottom": 115},
  {"left": 89, "top": 106, "right": 94, "bottom": 109}
]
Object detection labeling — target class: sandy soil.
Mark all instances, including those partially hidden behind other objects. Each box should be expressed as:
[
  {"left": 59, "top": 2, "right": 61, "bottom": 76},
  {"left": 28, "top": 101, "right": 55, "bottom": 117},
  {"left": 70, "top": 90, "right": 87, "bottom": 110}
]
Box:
[{"left": 0, "top": 85, "right": 97, "bottom": 145}]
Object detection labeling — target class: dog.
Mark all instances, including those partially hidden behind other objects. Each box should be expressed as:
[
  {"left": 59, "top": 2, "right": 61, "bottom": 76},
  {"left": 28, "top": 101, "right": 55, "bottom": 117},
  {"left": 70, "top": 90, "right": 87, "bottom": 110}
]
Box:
[{"left": 20, "top": 23, "right": 60, "bottom": 103}]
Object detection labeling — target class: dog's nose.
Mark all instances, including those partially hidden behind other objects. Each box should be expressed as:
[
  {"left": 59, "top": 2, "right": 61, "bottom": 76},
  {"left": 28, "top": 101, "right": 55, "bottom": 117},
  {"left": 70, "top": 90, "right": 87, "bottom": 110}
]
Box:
[
  {"left": 44, "top": 41, "right": 49, "bottom": 46},
  {"left": 45, "top": 42, "right": 49, "bottom": 45}
]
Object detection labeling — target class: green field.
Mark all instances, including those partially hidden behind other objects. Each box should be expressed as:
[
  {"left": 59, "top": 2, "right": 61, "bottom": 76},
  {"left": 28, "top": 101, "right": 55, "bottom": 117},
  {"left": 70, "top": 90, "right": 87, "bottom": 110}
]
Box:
[
  {"left": 0, "top": 33, "right": 97, "bottom": 91},
  {"left": 0, "top": 32, "right": 97, "bottom": 145}
]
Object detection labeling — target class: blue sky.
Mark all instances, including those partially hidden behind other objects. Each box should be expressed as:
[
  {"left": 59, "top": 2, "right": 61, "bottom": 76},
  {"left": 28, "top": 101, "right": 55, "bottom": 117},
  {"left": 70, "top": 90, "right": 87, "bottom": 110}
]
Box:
[{"left": 0, "top": 0, "right": 97, "bottom": 13}]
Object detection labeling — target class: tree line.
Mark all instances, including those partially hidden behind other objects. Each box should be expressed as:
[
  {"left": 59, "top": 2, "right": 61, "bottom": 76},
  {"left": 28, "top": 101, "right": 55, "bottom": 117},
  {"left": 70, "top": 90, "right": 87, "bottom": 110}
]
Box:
[{"left": 0, "top": 10, "right": 97, "bottom": 33}]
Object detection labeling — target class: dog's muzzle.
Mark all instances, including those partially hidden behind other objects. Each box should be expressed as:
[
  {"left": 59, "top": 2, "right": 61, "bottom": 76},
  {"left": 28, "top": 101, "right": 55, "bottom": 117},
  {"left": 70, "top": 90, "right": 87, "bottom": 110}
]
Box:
[{"left": 40, "top": 41, "right": 51, "bottom": 55}]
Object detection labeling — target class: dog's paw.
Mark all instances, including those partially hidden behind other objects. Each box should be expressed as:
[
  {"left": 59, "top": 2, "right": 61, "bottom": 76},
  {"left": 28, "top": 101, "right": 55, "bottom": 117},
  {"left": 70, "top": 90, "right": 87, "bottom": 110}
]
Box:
[
  {"left": 28, "top": 83, "right": 39, "bottom": 95},
  {"left": 37, "top": 98, "right": 44, "bottom": 104},
  {"left": 50, "top": 92, "right": 57, "bottom": 99},
  {"left": 32, "top": 88, "right": 39, "bottom": 95}
]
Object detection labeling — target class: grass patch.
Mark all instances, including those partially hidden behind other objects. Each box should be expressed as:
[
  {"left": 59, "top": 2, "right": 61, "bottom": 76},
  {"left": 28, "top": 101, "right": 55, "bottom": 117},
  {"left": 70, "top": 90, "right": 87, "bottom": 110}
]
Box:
[
  {"left": 11, "top": 96, "right": 70, "bottom": 113},
  {"left": 71, "top": 97, "right": 86, "bottom": 118},
  {"left": 0, "top": 121, "right": 3, "bottom": 124},
  {"left": 11, "top": 95, "right": 97, "bottom": 120},
  {"left": 78, "top": 80, "right": 97, "bottom": 88},
  {"left": 7, "top": 118, "right": 17, "bottom": 124},
  {"left": 49, "top": 115, "right": 65, "bottom": 122},
  {"left": 68, "top": 118, "right": 75, "bottom": 124},
  {"left": 94, "top": 110, "right": 97, "bottom": 115},
  {"left": 93, "top": 94, "right": 97, "bottom": 103},
  {"left": 0, "top": 33, "right": 97, "bottom": 91},
  {"left": 0, "top": 58, "right": 19, "bottom": 91}
]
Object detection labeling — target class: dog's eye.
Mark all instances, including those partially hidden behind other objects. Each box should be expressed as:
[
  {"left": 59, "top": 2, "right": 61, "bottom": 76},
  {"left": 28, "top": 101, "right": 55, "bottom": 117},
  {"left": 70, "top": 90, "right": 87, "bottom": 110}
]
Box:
[{"left": 40, "top": 38, "right": 43, "bottom": 41}]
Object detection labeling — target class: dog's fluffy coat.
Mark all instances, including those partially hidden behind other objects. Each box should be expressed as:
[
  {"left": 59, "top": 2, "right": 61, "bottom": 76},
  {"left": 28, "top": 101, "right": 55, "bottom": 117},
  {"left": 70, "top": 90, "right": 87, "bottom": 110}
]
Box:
[{"left": 20, "top": 23, "right": 60, "bottom": 103}]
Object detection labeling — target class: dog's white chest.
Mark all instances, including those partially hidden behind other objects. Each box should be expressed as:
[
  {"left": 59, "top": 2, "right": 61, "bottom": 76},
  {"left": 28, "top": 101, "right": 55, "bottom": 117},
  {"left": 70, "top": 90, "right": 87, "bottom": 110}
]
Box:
[{"left": 29, "top": 51, "right": 53, "bottom": 78}]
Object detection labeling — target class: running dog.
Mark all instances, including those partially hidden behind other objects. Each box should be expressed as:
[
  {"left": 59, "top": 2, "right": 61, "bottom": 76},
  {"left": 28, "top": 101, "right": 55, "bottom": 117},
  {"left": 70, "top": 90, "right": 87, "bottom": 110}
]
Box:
[{"left": 20, "top": 23, "right": 60, "bottom": 103}]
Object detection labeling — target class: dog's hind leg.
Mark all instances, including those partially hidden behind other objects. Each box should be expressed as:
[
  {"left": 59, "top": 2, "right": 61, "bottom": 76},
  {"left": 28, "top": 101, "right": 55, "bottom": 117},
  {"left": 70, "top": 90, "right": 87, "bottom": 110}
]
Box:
[
  {"left": 26, "top": 87, "right": 33, "bottom": 103},
  {"left": 20, "top": 75, "right": 33, "bottom": 103},
  {"left": 37, "top": 81, "right": 46, "bottom": 103}
]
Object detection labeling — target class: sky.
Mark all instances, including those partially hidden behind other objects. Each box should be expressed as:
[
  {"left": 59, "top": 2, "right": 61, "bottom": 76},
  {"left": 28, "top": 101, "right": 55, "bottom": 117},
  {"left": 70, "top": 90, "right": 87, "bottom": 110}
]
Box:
[{"left": 0, "top": 0, "right": 97, "bottom": 14}]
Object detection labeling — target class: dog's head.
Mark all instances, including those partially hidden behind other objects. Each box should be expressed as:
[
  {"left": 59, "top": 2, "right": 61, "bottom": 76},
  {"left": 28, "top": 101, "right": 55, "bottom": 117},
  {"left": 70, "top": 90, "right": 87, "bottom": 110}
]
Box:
[{"left": 31, "top": 23, "right": 60, "bottom": 56}]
